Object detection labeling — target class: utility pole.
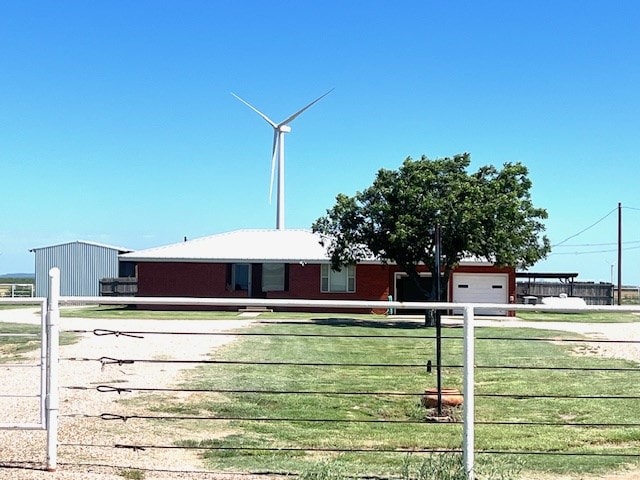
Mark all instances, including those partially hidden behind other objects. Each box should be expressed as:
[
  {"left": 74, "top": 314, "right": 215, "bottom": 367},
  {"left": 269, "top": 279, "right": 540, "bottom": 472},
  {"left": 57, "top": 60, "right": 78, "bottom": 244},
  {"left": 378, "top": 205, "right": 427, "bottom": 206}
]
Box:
[{"left": 618, "top": 202, "right": 622, "bottom": 305}]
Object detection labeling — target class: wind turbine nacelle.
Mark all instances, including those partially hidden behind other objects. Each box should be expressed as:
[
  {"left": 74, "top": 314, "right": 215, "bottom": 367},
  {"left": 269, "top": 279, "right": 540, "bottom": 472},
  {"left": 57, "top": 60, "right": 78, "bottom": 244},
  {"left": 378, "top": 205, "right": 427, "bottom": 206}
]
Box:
[{"left": 279, "top": 125, "right": 292, "bottom": 133}]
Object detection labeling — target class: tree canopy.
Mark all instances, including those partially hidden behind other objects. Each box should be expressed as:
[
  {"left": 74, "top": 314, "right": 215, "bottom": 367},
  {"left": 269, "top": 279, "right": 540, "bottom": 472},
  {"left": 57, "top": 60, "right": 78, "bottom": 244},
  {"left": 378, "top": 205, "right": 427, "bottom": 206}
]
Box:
[{"left": 312, "top": 153, "right": 551, "bottom": 300}]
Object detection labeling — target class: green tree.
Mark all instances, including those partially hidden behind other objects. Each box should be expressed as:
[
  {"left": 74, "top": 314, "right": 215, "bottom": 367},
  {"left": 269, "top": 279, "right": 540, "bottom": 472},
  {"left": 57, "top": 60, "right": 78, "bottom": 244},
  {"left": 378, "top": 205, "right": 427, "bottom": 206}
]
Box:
[{"left": 312, "top": 153, "right": 550, "bottom": 300}]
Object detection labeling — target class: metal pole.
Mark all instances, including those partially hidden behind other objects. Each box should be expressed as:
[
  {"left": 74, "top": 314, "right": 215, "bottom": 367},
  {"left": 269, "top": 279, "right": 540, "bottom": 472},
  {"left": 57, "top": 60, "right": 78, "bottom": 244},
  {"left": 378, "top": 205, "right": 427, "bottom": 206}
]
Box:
[
  {"left": 463, "top": 305, "right": 475, "bottom": 480},
  {"left": 618, "top": 202, "right": 622, "bottom": 306},
  {"left": 277, "top": 131, "right": 285, "bottom": 230},
  {"left": 46, "top": 267, "right": 60, "bottom": 472},
  {"left": 435, "top": 223, "right": 442, "bottom": 416}
]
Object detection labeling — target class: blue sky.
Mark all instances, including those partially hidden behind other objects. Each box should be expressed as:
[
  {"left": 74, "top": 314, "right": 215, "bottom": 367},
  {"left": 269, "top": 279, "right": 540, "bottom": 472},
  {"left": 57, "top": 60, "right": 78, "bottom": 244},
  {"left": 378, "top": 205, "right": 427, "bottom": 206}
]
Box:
[{"left": 1, "top": 1, "right": 639, "bottom": 284}]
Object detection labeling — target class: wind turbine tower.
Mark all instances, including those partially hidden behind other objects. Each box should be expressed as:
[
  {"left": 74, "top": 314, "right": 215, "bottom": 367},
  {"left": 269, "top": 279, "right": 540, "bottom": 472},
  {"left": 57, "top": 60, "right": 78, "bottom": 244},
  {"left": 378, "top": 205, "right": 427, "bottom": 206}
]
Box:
[{"left": 232, "top": 89, "right": 333, "bottom": 230}]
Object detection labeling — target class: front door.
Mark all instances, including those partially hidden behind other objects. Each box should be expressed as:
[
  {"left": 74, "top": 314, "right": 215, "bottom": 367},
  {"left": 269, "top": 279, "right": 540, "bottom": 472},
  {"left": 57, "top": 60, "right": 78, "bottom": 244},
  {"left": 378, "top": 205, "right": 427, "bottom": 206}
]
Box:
[
  {"left": 395, "top": 274, "right": 447, "bottom": 314},
  {"left": 232, "top": 263, "right": 251, "bottom": 294}
]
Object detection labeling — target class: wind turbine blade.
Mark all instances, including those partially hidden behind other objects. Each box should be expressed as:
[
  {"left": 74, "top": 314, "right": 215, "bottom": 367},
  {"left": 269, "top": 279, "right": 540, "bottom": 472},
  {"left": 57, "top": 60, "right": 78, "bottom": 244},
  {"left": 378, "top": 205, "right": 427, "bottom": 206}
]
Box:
[
  {"left": 279, "top": 88, "right": 334, "bottom": 126},
  {"left": 269, "top": 131, "right": 279, "bottom": 204},
  {"left": 231, "top": 92, "right": 278, "bottom": 128}
]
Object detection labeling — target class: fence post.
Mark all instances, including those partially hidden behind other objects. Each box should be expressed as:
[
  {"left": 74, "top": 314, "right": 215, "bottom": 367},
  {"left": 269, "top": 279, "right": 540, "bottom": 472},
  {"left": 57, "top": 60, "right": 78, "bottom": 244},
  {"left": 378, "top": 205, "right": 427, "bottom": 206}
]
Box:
[
  {"left": 40, "top": 299, "right": 48, "bottom": 428},
  {"left": 46, "top": 267, "right": 60, "bottom": 472},
  {"left": 463, "top": 305, "right": 475, "bottom": 480}
]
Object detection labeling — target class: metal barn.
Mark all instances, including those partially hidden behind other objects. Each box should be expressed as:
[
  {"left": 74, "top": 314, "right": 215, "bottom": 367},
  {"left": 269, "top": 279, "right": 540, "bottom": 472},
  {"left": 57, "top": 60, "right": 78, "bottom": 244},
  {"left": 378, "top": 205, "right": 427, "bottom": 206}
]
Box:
[{"left": 31, "top": 241, "right": 132, "bottom": 297}]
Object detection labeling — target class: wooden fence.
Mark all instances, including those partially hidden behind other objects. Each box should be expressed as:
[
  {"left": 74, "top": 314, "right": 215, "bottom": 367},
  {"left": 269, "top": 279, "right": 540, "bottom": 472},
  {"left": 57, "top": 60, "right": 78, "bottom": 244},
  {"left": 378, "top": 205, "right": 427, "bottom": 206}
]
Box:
[
  {"left": 99, "top": 277, "right": 138, "bottom": 296},
  {"left": 516, "top": 281, "right": 614, "bottom": 305}
]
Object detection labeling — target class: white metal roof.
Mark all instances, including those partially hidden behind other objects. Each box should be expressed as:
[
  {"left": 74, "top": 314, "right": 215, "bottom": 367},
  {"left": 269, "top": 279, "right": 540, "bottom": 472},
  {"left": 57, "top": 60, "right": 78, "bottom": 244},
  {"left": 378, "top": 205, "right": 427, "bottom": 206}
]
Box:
[
  {"left": 119, "top": 229, "right": 354, "bottom": 263},
  {"left": 30, "top": 240, "right": 132, "bottom": 253},
  {"left": 120, "top": 228, "right": 497, "bottom": 267}
]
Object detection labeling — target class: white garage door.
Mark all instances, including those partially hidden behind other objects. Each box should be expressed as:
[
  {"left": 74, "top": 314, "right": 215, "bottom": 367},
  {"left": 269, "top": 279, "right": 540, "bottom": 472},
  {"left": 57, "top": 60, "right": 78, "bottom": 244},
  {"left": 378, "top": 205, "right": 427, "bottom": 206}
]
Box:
[{"left": 452, "top": 273, "right": 508, "bottom": 315}]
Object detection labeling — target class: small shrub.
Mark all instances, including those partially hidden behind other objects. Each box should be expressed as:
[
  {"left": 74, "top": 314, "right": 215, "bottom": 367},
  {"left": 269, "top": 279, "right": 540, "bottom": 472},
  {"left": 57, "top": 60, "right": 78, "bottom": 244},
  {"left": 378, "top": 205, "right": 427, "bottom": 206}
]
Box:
[
  {"left": 118, "top": 469, "right": 145, "bottom": 480},
  {"left": 401, "top": 453, "right": 466, "bottom": 480},
  {"left": 299, "top": 460, "right": 346, "bottom": 480},
  {"left": 475, "top": 455, "right": 524, "bottom": 480},
  {"left": 401, "top": 453, "right": 523, "bottom": 480}
]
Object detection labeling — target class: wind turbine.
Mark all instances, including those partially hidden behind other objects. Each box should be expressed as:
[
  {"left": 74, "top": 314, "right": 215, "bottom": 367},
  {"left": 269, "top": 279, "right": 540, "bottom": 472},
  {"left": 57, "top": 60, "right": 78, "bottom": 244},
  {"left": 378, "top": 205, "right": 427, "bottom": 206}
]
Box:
[{"left": 231, "top": 89, "right": 333, "bottom": 230}]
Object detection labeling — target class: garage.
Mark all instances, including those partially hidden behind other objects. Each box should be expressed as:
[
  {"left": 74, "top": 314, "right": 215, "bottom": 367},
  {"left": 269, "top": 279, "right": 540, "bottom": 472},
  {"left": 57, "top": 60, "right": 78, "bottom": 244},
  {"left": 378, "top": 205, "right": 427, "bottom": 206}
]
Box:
[{"left": 452, "top": 273, "right": 509, "bottom": 315}]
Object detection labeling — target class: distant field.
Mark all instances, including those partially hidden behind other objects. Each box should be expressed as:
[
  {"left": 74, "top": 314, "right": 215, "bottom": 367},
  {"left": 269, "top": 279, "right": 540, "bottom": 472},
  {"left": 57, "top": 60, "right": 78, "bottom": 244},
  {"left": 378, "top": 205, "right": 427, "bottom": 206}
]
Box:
[{"left": 0, "top": 276, "right": 35, "bottom": 284}]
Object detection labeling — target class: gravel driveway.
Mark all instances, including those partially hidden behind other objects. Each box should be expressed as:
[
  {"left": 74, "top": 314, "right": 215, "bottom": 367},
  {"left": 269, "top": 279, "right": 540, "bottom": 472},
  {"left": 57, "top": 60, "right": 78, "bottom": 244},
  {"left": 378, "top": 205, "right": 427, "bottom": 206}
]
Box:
[
  {"left": 0, "top": 308, "right": 260, "bottom": 479},
  {"left": 2, "top": 309, "right": 640, "bottom": 479}
]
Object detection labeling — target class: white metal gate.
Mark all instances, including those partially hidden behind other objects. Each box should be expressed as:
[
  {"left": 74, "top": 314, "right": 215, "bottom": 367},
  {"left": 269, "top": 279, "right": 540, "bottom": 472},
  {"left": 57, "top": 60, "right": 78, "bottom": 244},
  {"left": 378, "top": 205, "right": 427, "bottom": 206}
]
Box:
[{"left": 0, "top": 269, "right": 60, "bottom": 472}]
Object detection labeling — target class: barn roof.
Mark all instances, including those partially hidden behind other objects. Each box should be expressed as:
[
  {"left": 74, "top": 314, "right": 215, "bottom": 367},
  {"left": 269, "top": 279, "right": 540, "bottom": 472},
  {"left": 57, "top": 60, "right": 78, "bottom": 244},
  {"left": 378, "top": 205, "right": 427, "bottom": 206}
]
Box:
[
  {"left": 119, "top": 229, "right": 370, "bottom": 264},
  {"left": 30, "top": 240, "right": 132, "bottom": 253}
]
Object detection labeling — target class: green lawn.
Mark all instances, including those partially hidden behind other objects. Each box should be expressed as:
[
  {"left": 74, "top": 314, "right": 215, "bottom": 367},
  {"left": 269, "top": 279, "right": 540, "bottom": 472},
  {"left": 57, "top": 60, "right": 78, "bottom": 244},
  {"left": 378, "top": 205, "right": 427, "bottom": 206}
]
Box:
[
  {"left": 65, "top": 305, "right": 640, "bottom": 324},
  {"left": 60, "top": 305, "right": 391, "bottom": 321},
  {"left": 134, "top": 318, "right": 640, "bottom": 478},
  {"left": 60, "top": 305, "right": 246, "bottom": 320}
]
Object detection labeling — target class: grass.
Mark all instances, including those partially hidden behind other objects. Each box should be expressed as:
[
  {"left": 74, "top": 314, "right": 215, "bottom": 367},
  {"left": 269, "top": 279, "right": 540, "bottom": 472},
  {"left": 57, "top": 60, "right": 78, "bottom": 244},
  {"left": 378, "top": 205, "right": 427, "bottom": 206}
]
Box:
[
  {"left": 518, "top": 310, "right": 640, "bottom": 323},
  {"left": 138, "top": 318, "right": 640, "bottom": 477},
  {"left": 64, "top": 305, "right": 640, "bottom": 324},
  {"left": 59, "top": 305, "right": 391, "bottom": 321},
  {"left": 118, "top": 469, "right": 145, "bottom": 480},
  {"left": 0, "top": 322, "right": 78, "bottom": 362},
  {"left": 60, "top": 305, "right": 244, "bottom": 320}
]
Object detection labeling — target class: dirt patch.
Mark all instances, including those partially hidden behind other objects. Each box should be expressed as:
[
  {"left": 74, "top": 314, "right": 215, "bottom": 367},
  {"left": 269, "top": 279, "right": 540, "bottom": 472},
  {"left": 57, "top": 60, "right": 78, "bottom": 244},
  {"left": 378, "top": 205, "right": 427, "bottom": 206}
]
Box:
[{"left": 527, "top": 468, "right": 640, "bottom": 480}]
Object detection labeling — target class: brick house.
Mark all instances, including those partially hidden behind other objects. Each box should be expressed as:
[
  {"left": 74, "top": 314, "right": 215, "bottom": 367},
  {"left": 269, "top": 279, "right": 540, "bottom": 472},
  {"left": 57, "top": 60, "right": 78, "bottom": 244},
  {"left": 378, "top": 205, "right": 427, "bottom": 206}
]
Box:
[{"left": 120, "top": 229, "right": 515, "bottom": 314}]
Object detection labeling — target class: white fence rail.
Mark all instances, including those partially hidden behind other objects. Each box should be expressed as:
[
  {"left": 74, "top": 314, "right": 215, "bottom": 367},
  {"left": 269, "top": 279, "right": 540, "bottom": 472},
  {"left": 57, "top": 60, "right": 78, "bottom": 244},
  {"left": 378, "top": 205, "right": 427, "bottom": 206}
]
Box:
[
  {"left": 0, "top": 283, "right": 34, "bottom": 298},
  {"left": 3, "top": 268, "right": 640, "bottom": 477}
]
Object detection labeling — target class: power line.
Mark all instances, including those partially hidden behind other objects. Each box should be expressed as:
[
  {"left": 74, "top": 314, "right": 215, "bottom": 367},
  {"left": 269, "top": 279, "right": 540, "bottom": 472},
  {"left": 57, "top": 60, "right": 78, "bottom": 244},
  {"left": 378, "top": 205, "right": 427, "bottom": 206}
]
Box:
[
  {"left": 554, "top": 240, "right": 640, "bottom": 248},
  {"left": 552, "top": 208, "right": 617, "bottom": 247},
  {"left": 549, "top": 245, "right": 640, "bottom": 256}
]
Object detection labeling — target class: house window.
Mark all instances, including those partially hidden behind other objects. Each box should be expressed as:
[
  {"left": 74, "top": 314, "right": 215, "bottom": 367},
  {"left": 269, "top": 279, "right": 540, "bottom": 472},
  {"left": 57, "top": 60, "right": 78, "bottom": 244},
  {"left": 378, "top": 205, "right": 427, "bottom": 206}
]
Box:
[
  {"left": 321, "top": 264, "right": 355, "bottom": 293},
  {"left": 232, "top": 264, "right": 250, "bottom": 291},
  {"left": 262, "top": 263, "right": 286, "bottom": 292}
]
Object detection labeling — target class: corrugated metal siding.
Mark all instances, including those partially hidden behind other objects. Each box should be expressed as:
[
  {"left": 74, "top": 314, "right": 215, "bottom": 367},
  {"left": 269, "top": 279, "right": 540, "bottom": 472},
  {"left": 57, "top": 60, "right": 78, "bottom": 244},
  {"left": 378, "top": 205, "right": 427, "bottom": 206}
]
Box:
[{"left": 34, "top": 242, "right": 122, "bottom": 297}]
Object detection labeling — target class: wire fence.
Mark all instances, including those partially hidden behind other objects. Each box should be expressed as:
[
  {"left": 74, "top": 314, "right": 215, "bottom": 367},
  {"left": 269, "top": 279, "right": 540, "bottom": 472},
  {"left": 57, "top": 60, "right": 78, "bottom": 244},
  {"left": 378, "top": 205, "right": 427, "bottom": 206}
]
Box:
[
  {"left": 58, "top": 311, "right": 640, "bottom": 477},
  {"left": 2, "top": 275, "right": 640, "bottom": 478}
]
